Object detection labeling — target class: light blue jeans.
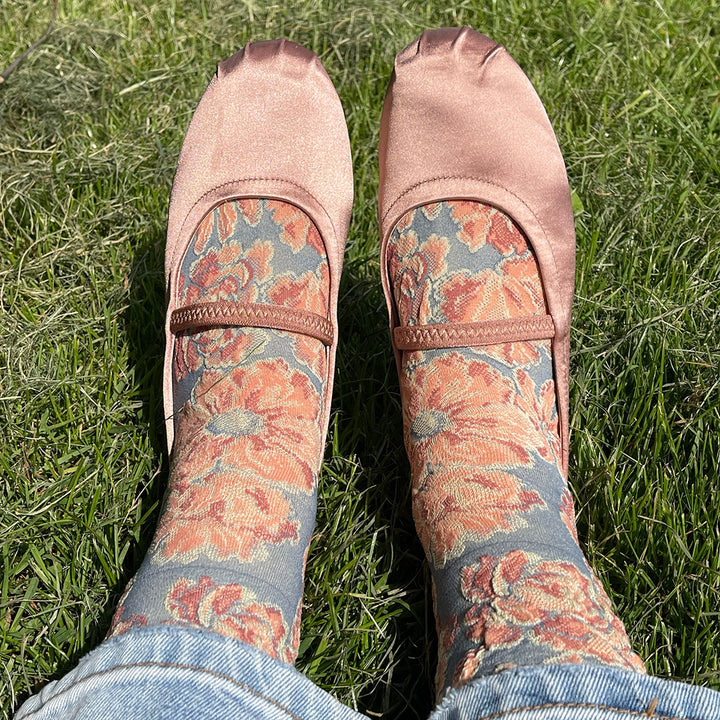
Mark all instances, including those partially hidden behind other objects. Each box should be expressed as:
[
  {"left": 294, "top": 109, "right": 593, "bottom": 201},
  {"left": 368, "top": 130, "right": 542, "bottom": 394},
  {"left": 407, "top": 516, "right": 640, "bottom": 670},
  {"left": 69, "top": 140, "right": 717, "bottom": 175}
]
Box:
[{"left": 16, "top": 624, "right": 720, "bottom": 719}]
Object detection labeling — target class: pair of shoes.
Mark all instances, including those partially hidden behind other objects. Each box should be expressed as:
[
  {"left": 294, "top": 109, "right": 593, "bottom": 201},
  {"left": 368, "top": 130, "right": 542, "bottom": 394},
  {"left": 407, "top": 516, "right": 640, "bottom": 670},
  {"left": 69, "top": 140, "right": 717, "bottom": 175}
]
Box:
[
  {"left": 113, "top": 27, "right": 645, "bottom": 685},
  {"left": 162, "top": 27, "right": 576, "bottom": 476}
]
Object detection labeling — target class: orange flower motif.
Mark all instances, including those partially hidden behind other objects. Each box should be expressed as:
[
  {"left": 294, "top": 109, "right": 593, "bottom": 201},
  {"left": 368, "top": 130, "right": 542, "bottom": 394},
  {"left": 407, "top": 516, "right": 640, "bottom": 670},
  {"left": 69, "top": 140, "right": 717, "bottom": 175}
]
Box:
[
  {"left": 108, "top": 611, "right": 148, "bottom": 637},
  {"left": 191, "top": 212, "right": 214, "bottom": 255},
  {"left": 212, "top": 201, "right": 241, "bottom": 246},
  {"left": 450, "top": 647, "right": 484, "bottom": 689},
  {"left": 192, "top": 201, "right": 263, "bottom": 256},
  {"left": 512, "top": 367, "right": 561, "bottom": 467},
  {"left": 268, "top": 267, "right": 330, "bottom": 316},
  {"left": 414, "top": 466, "right": 544, "bottom": 567},
  {"left": 286, "top": 599, "right": 303, "bottom": 664},
  {"left": 107, "top": 578, "right": 148, "bottom": 638},
  {"left": 559, "top": 488, "right": 579, "bottom": 544},
  {"left": 166, "top": 576, "right": 294, "bottom": 661},
  {"left": 292, "top": 333, "right": 328, "bottom": 381},
  {"left": 438, "top": 256, "right": 545, "bottom": 325},
  {"left": 448, "top": 201, "right": 498, "bottom": 252},
  {"left": 457, "top": 551, "right": 646, "bottom": 674},
  {"left": 388, "top": 229, "right": 451, "bottom": 325},
  {"left": 173, "top": 328, "right": 258, "bottom": 379},
  {"left": 401, "top": 353, "right": 554, "bottom": 476},
  {"left": 180, "top": 238, "right": 275, "bottom": 306},
  {"left": 234, "top": 198, "right": 263, "bottom": 226},
  {"left": 420, "top": 202, "right": 443, "bottom": 221},
  {"left": 449, "top": 201, "right": 528, "bottom": 256},
  {"left": 476, "top": 340, "right": 543, "bottom": 368},
  {"left": 450, "top": 645, "right": 520, "bottom": 688},
  {"left": 435, "top": 609, "right": 459, "bottom": 693},
  {"left": 393, "top": 208, "right": 416, "bottom": 234},
  {"left": 172, "top": 358, "right": 323, "bottom": 494},
  {"left": 153, "top": 469, "right": 300, "bottom": 564},
  {"left": 191, "top": 201, "right": 255, "bottom": 256},
  {"left": 497, "top": 254, "right": 547, "bottom": 313},
  {"left": 106, "top": 576, "right": 147, "bottom": 638},
  {"left": 267, "top": 200, "right": 326, "bottom": 256}
]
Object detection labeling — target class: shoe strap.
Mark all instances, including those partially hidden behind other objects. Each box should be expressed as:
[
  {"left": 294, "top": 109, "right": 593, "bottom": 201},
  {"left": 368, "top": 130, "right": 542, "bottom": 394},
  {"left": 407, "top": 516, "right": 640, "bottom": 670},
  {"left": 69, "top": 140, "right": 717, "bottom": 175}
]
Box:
[
  {"left": 170, "top": 301, "right": 334, "bottom": 346},
  {"left": 393, "top": 315, "right": 555, "bottom": 351}
]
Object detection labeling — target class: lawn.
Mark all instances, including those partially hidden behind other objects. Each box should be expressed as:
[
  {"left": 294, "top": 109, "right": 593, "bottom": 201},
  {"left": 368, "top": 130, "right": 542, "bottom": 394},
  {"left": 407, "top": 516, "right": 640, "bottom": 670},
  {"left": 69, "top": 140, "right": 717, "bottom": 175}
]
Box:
[{"left": 1, "top": 0, "right": 719, "bottom": 717}]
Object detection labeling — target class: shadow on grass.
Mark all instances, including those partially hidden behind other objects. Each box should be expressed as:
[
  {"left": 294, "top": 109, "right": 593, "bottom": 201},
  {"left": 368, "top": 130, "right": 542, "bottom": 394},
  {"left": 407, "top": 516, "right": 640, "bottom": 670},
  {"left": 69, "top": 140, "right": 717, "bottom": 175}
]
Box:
[
  {"left": 8, "top": 217, "right": 170, "bottom": 719},
  {"left": 328, "top": 257, "right": 437, "bottom": 718},
  {"left": 69, "top": 226, "right": 168, "bottom": 670},
  {"left": 112, "top": 222, "right": 170, "bottom": 585}
]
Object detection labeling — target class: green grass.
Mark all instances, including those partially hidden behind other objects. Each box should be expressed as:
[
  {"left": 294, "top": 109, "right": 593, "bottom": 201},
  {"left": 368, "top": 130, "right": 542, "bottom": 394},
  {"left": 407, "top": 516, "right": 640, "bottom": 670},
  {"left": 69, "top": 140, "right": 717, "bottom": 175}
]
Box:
[{"left": 1, "top": 0, "right": 719, "bottom": 716}]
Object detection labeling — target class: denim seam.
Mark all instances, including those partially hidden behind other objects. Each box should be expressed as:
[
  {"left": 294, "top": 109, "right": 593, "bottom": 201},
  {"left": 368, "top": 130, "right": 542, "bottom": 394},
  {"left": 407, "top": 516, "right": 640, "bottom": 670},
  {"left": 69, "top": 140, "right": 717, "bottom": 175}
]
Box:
[
  {"left": 20, "top": 661, "right": 305, "bottom": 720},
  {"left": 475, "top": 698, "right": 676, "bottom": 720}
]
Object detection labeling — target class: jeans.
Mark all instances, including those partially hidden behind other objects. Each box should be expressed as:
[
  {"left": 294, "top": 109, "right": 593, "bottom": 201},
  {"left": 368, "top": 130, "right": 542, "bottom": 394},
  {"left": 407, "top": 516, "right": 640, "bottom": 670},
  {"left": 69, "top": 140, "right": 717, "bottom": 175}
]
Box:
[{"left": 15, "top": 625, "right": 720, "bottom": 719}]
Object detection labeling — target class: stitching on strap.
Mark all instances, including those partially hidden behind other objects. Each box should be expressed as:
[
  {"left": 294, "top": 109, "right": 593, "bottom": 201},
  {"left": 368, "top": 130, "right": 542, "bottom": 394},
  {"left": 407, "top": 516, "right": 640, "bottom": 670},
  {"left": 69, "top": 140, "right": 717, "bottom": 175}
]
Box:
[
  {"left": 394, "top": 315, "right": 555, "bottom": 351},
  {"left": 170, "top": 301, "right": 334, "bottom": 346}
]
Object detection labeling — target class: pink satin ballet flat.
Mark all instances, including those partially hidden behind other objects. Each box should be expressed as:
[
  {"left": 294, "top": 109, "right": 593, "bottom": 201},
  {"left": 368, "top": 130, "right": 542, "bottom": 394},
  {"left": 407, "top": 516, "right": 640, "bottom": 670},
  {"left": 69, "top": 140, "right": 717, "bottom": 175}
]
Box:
[
  {"left": 162, "top": 39, "right": 353, "bottom": 452},
  {"left": 378, "top": 27, "right": 577, "bottom": 476}
]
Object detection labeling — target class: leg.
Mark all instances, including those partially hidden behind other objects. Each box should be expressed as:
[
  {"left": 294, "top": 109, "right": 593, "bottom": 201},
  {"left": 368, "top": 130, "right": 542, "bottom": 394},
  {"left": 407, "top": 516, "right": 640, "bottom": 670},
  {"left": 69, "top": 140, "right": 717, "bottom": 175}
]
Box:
[{"left": 387, "top": 200, "right": 644, "bottom": 691}]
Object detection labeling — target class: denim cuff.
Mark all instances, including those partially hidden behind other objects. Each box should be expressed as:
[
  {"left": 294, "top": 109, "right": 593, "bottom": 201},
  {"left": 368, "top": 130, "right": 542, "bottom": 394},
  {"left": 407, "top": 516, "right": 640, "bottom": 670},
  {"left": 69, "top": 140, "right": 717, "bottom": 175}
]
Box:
[
  {"left": 15, "top": 625, "right": 366, "bottom": 720},
  {"left": 16, "top": 625, "right": 720, "bottom": 720},
  {"left": 430, "top": 663, "right": 720, "bottom": 720}
]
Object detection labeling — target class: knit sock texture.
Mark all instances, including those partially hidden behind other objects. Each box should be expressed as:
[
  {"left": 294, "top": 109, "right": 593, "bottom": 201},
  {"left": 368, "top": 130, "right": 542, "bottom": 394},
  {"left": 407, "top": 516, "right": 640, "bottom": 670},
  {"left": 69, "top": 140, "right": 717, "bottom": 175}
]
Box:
[
  {"left": 387, "top": 201, "right": 645, "bottom": 695},
  {"left": 108, "top": 199, "right": 330, "bottom": 663}
]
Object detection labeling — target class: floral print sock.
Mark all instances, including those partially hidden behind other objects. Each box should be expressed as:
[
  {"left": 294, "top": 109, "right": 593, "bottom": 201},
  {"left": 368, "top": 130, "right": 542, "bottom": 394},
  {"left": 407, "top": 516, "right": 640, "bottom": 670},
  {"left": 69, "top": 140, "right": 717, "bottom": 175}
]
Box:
[
  {"left": 387, "top": 201, "right": 646, "bottom": 695},
  {"left": 108, "top": 199, "right": 330, "bottom": 663}
]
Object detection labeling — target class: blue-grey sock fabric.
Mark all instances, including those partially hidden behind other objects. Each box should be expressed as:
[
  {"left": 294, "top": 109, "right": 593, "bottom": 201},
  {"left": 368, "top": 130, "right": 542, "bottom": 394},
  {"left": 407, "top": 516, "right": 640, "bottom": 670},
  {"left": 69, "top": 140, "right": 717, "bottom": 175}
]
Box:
[
  {"left": 387, "top": 201, "right": 646, "bottom": 694},
  {"left": 109, "top": 199, "right": 330, "bottom": 663}
]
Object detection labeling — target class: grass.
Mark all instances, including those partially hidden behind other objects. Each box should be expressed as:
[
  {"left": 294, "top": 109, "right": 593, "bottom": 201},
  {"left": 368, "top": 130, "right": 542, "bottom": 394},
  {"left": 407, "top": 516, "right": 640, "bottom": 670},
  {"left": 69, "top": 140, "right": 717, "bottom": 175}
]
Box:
[{"left": 1, "top": 0, "right": 719, "bottom": 716}]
